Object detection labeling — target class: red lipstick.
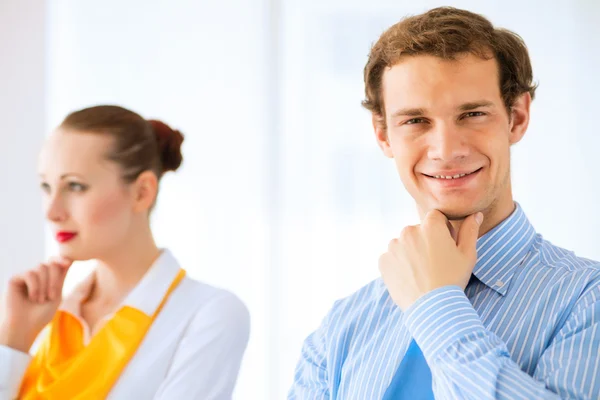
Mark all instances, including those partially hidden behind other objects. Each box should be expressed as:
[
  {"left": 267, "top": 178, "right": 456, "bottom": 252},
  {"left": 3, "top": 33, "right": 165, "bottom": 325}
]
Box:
[{"left": 56, "top": 231, "right": 77, "bottom": 243}]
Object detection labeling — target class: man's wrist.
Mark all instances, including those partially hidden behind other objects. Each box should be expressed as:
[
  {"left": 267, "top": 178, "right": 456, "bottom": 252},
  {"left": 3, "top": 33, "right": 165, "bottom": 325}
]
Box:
[{"left": 403, "top": 286, "right": 486, "bottom": 360}]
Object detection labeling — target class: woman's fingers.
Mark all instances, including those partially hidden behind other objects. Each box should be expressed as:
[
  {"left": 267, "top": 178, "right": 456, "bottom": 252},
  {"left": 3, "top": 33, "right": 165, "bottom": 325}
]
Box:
[
  {"left": 36, "top": 263, "right": 50, "bottom": 303},
  {"left": 47, "top": 260, "right": 69, "bottom": 301},
  {"left": 23, "top": 268, "right": 42, "bottom": 303},
  {"left": 8, "top": 257, "right": 72, "bottom": 304}
]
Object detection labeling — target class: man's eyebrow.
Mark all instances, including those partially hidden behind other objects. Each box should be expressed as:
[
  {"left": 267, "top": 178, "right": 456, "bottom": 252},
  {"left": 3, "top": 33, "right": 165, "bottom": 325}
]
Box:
[
  {"left": 390, "top": 107, "right": 427, "bottom": 118},
  {"left": 458, "top": 101, "right": 495, "bottom": 111}
]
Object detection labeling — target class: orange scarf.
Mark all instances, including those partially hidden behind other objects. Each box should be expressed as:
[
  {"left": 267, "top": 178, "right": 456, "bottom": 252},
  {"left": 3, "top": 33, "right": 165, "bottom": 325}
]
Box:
[{"left": 19, "top": 269, "right": 186, "bottom": 400}]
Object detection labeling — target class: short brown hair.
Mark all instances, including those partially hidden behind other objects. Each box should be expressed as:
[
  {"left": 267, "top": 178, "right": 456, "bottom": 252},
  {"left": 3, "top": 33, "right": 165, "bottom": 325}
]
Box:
[
  {"left": 362, "top": 7, "right": 537, "bottom": 126},
  {"left": 60, "top": 105, "right": 184, "bottom": 183}
]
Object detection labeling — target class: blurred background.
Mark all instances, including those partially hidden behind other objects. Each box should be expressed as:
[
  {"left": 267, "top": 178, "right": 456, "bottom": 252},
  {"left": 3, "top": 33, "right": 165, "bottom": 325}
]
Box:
[{"left": 2, "top": 0, "right": 599, "bottom": 398}]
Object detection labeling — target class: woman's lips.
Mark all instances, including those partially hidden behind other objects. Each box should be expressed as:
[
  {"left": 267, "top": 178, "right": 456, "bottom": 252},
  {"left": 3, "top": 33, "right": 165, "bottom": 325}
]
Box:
[{"left": 56, "top": 232, "right": 77, "bottom": 243}]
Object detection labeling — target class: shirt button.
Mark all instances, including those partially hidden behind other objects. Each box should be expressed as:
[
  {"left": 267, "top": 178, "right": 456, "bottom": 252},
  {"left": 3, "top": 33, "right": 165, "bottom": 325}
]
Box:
[{"left": 495, "top": 280, "right": 505, "bottom": 288}]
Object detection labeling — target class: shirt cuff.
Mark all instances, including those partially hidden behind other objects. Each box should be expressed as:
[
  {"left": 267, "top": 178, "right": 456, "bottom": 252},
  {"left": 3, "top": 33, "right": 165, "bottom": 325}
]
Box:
[
  {"left": 403, "top": 286, "right": 486, "bottom": 362},
  {"left": 0, "top": 345, "right": 31, "bottom": 399}
]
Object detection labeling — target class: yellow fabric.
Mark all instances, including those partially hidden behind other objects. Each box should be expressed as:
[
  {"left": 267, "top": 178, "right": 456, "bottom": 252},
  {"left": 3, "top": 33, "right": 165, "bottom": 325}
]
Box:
[{"left": 18, "top": 269, "right": 186, "bottom": 400}]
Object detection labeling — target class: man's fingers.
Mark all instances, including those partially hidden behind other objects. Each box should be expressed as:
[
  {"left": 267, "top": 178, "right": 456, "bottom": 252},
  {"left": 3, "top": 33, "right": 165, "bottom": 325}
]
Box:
[
  {"left": 422, "top": 209, "right": 447, "bottom": 226},
  {"left": 457, "top": 212, "right": 483, "bottom": 255},
  {"left": 422, "top": 210, "right": 457, "bottom": 243},
  {"left": 446, "top": 220, "right": 458, "bottom": 242}
]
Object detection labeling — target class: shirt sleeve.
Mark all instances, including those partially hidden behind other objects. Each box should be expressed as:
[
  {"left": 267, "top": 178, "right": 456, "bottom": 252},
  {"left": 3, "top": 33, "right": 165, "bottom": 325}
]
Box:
[
  {"left": 152, "top": 291, "right": 250, "bottom": 400},
  {"left": 287, "top": 304, "right": 336, "bottom": 400},
  {"left": 403, "top": 285, "right": 600, "bottom": 399},
  {"left": 0, "top": 345, "right": 32, "bottom": 400}
]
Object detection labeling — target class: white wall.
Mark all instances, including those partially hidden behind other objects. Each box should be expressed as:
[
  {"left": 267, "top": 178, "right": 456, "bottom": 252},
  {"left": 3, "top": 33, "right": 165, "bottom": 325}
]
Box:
[{"left": 0, "top": 1, "right": 47, "bottom": 287}]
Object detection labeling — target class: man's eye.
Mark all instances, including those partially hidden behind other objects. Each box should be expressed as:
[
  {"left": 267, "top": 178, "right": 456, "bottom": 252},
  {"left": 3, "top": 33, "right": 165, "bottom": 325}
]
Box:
[
  {"left": 405, "top": 118, "right": 427, "bottom": 125},
  {"left": 464, "top": 111, "right": 486, "bottom": 118}
]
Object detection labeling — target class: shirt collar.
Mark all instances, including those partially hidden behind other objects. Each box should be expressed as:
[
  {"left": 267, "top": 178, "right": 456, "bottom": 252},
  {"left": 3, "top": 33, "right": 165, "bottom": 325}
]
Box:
[
  {"left": 60, "top": 249, "right": 182, "bottom": 317},
  {"left": 121, "top": 249, "right": 182, "bottom": 316},
  {"left": 473, "top": 203, "right": 537, "bottom": 295}
]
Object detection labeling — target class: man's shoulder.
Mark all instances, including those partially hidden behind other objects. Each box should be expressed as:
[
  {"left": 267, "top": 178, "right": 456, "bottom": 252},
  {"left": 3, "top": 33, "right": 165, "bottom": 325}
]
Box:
[
  {"left": 533, "top": 237, "right": 600, "bottom": 302},
  {"left": 326, "top": 278, "right": 391, "bottom": 322},
  {"left": 536, "top": 236, "right": 600, "bottom": 274}
]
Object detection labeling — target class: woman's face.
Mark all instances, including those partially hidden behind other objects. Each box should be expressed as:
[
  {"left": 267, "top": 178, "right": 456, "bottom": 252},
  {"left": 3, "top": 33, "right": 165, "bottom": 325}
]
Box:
[{"left": 38, "top": 129, "right": 137, "bottom": 261}]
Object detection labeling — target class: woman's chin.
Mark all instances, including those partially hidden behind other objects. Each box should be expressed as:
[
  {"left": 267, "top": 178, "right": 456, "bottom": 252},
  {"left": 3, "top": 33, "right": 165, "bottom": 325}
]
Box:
[{"left": 57, "top": 248, "right": 92, "bottom": 262}]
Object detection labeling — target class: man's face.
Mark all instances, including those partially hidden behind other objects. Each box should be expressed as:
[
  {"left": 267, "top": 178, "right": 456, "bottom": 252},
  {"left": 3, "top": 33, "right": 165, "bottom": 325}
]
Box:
[{"left": 375, "top": 53, "right": 530, "bottom": 220}]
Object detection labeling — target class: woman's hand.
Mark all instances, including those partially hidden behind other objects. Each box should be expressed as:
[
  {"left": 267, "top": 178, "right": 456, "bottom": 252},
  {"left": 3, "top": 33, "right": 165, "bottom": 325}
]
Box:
[{"left": 0, "top": 257, "right": 72, "bottom": 353}]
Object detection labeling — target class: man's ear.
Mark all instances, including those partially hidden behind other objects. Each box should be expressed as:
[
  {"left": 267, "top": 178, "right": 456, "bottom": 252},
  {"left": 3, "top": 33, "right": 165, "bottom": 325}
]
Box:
[
  {"left": 373, "top": 114, "right": 394, "bottom": 158},
  {"left": 509, "top": 92, "right": 531, "bottom": 145}
]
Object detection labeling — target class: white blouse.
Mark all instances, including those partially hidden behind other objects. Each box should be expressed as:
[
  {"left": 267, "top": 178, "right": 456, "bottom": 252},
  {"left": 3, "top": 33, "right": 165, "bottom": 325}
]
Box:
[{"left": 0, "top": 250, "right": 250, "bottom": 400}]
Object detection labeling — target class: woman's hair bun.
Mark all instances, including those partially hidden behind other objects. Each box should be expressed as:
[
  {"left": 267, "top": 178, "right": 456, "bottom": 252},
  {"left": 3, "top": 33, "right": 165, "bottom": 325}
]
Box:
[{"left": 148, "top": 119, "right": 184, "bottom": 173}]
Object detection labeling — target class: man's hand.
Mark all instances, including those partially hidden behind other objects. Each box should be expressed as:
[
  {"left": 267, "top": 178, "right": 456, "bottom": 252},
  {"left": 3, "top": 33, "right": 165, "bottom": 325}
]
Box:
[{"left": 379, "top": 210, "right": 483, "bottom": 311}]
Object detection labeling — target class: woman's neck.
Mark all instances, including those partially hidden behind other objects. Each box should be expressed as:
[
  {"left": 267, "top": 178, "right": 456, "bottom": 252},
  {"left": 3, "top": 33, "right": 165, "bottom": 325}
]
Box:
[{"left": 88, "top": 230, "right": 161, "bottom": 307}]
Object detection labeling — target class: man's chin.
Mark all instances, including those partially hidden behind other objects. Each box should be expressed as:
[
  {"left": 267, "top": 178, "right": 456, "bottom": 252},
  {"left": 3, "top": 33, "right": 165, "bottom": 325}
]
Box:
[
  {"left": 443, "top": 212, "right": 471, "bottom": 221},
  {"left": 433, "top": 204, "right": 483, "bottom": 221}
]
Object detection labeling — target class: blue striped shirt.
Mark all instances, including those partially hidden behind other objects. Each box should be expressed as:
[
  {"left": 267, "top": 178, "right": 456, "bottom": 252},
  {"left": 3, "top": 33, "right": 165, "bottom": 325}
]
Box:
[{"left": 288, "top": 204, "right": 600, "bottom": 399}]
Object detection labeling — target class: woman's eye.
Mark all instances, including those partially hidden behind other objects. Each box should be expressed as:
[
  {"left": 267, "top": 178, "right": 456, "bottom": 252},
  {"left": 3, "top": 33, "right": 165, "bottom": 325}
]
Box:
[{"left": 68, "top": 182, "right": 88, "bottom": 192}]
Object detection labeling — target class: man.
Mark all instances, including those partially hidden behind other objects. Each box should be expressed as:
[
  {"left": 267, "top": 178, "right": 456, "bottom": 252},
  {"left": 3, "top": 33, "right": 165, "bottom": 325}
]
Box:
[{"left": 288, "top": 7, "right": 600, "bottom": 400}]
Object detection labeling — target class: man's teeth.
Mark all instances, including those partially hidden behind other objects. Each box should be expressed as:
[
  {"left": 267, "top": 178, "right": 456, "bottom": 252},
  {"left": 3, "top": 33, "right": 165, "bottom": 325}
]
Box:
[{"left": 433, "top": 173, "right": 470, "bottom": 179}]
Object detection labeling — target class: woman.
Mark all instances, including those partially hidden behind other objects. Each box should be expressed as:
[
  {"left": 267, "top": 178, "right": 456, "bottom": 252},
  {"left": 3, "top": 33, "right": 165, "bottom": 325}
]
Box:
[{"left": 0, "top": 105, "right": 250, "bottom": 399}]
